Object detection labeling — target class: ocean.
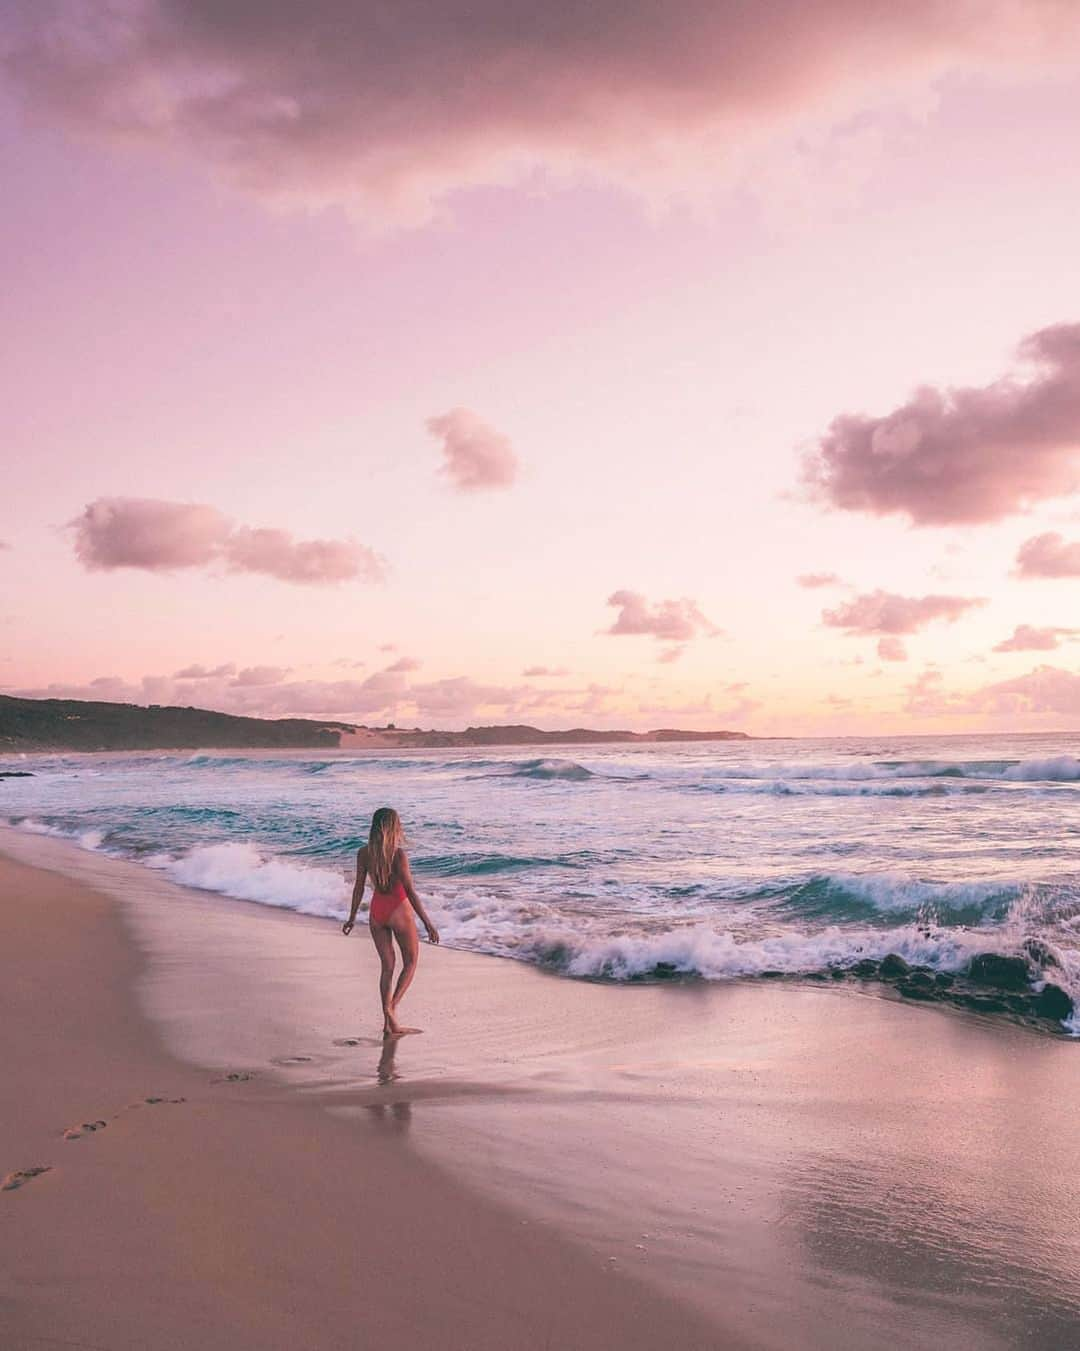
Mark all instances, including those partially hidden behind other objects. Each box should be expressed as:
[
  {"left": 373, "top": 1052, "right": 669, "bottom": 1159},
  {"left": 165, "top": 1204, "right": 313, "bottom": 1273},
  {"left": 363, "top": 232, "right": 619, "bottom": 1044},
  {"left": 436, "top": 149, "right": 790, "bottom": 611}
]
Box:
[{"left": 4, "top": 731, "right": 1078, "bottom": 1032}]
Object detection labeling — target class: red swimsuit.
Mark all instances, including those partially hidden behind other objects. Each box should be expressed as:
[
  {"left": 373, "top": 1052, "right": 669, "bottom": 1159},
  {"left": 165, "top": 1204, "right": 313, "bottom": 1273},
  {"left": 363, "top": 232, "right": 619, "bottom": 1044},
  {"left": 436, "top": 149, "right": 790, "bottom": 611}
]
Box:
[{"left": 370, "top": 878, "right": 407, "bottom": 926}]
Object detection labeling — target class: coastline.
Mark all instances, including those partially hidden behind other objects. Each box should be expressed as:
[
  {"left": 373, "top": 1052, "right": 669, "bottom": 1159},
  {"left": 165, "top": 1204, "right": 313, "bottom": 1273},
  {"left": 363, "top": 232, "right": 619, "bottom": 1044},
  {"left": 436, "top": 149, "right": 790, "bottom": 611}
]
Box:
[
  {"left": 0, "top": 691, "right": 751, "bottom": 754},
  {"left": 0, "top": 845, "right": 728, "bottom": 1351},
  {"left": 4, "top": 827, "right": 1080, "bottom": 1349}
]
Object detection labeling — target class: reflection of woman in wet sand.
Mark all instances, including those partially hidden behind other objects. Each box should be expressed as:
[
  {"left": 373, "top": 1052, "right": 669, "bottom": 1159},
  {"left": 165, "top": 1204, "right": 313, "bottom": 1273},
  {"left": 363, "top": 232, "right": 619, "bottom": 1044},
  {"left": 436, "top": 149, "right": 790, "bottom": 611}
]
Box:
[{"left": 342, "top": 807, "right": 439, "bottom": 1038}]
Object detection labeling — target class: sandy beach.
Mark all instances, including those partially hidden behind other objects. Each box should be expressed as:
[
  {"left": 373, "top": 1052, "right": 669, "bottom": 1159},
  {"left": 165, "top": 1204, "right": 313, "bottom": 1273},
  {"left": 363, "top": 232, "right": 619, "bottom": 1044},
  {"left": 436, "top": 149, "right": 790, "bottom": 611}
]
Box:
[
  {"left": 3, "top": 828, "right": 1080, "bottom": 1351},
  {"left": 0, "top": 844, "right": 726, "bottom": 1351}
]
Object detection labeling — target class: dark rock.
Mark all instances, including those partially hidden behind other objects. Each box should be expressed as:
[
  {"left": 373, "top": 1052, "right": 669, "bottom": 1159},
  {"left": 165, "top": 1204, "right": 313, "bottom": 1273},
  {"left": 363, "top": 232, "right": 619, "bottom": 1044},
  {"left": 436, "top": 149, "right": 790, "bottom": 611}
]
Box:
[
  {"left": 967, "top": 953, "right": 1032, "bottom": 991},
  {"left": 759, "top": 970, "right": 784, "bottom": 979},
  {"left": 851, "top": 959, "right": 879, "bottom": 977},
  {"left": 898, "top": 982, "right": 937, "bottom": 1001},
  {"left": 1035, "top": 983, "right": 1074, "bottom": 1021},
  {"left": 829, "top": 968, "right": 846, "bottom": 980},
  {"left": 0, "top": 770, "right": 34, "bottom": 779},
  {"left": 965, "top": 994, "right": 1009, "bottom": 1014},
  {"left": 934, "top": 972, "right": 955, "bottom": 988},
  {"left": 905, "top": 970, "right": 935, "bottom": 989},
  {"left": 1023, "top": 938, "right": 1060, "bottom": 971},
  {"left": 879, "top": 954, "right": 910, "bottom": 978},
  {"left": 1004, "top": 995, "right": 1032, "bottom": 1015}
]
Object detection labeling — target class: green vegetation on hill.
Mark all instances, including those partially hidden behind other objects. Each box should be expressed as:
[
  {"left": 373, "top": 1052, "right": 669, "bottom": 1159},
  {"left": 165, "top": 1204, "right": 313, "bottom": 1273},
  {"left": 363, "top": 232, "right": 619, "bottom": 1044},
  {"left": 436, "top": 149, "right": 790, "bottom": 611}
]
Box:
[
  {"left": 0, "top": 694, "right": 752, "bottom": 752},
  {"left": 0, "top": 695, "right": 354, "bottom": 751}
]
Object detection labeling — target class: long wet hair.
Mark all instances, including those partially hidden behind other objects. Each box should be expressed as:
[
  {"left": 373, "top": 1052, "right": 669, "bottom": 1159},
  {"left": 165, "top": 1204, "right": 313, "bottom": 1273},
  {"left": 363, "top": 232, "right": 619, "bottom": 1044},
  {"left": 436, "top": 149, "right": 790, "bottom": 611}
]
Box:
[{"left": 368, "top": 807, "right": 404, "bottom": 893}]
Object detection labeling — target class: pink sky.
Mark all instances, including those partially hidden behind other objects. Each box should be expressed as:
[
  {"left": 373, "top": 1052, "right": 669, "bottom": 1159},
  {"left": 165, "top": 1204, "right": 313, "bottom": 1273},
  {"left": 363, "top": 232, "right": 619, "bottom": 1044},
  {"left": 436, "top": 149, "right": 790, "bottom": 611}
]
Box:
[{"left": 3, "top": 2, "right": 1080, "bottom": 734}]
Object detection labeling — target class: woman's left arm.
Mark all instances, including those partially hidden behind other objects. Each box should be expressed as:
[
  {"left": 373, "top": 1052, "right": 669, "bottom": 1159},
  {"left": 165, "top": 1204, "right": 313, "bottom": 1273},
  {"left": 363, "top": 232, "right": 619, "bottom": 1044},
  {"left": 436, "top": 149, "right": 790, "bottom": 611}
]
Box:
[
  {"left": 342, "top": 848, "right": 367, "bottom": 934},
  {"left": 400, "top": 852, "right": 439, "bottom": 944}
]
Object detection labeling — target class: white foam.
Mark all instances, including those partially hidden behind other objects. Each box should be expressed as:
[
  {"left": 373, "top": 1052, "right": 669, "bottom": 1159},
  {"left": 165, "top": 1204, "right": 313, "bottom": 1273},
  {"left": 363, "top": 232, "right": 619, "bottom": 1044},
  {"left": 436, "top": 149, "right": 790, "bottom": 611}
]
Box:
[
  {"left": 815, "top": 871, "right": 1015, "bottom": 914},
  {"left": 700, "top": 755, "right": 1080, "bottom": 786},
  {"left": 13, "top": 817, "right": 105, "bottom": 853},
  {"left": 1001, "top": 756, "right": 1080, "bottom": 782},
  {"left": 159, "top": 841, "right": 347, "bottom": 916},
  {"left": 439, "top": 915, "right": 992, "bottom": 981}
]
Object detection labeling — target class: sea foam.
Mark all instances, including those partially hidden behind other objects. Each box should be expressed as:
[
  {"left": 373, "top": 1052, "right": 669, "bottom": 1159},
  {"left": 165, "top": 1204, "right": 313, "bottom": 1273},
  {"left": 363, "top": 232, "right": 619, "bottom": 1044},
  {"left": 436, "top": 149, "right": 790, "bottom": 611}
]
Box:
[{"left": 160, "top": 842, "right": 346, "bottom": 916}]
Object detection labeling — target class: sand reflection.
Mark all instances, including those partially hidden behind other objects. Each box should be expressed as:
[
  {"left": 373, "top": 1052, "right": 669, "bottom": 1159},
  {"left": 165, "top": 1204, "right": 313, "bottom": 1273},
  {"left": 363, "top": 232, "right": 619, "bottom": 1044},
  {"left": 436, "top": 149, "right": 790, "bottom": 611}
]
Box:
[{"left": 786, "top": 1150, "right": 1080, "bottom": 1349}]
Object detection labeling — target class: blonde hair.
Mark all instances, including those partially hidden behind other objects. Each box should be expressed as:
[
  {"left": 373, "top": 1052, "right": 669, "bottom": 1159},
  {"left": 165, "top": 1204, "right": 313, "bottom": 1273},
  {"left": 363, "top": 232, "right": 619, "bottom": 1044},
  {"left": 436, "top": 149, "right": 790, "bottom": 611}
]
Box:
[{"left": 368, "top": 807, "right": 403, "bottom": 893}]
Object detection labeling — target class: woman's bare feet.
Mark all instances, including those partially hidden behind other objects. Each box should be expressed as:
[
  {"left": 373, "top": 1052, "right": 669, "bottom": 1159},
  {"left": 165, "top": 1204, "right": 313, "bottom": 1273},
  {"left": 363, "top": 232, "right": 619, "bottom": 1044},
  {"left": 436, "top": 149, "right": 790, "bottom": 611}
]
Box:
[{"left": 383, "top": 1014, "right": 421, "bottom": 1038}]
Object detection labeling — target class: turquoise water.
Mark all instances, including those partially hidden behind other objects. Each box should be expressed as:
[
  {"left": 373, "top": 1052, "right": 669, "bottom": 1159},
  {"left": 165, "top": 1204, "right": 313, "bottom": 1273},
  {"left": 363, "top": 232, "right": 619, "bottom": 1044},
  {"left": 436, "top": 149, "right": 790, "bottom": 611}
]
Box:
[{"left": 4, "top": 732, "right": 1078, "bottom": 1028}]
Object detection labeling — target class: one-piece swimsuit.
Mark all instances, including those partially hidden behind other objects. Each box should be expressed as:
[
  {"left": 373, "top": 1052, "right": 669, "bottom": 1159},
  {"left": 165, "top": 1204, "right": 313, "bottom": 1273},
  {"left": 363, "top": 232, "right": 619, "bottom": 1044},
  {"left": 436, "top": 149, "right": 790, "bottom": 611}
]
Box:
[{"left": 370, "top": 878, "right": 407, "bottom": 926}]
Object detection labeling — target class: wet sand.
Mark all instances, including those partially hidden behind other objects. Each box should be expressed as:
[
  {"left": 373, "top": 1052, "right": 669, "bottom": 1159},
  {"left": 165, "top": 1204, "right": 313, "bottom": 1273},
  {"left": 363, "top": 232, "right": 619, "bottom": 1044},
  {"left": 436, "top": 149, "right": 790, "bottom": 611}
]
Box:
[
  {"left": 0, "top": 847, "right": 730, "bottom": 1351},
  {"left": 3, "top": 828, "right": 1079, "bottom": 1350}
]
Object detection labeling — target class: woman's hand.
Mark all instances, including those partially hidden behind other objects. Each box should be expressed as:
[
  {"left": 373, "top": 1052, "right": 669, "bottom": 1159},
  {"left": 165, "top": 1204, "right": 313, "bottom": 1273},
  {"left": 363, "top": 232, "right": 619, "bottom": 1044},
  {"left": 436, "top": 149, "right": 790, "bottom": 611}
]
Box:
[
  {"left": 425, "top": 922, "right": 440, "bottom": 945},
  {"left": 342, "top": 920, "right": 354, "bottom": 936}
]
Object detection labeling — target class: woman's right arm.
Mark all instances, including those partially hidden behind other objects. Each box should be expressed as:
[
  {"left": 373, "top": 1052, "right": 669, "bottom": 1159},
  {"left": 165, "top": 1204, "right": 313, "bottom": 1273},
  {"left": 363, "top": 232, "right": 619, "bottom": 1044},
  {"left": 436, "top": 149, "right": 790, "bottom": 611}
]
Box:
[
  {"left": 399, "top": 852, "right": 439, "bottom": 944},
  {"left": 342, "top": 847, "right": 367, "bottom": 934}
]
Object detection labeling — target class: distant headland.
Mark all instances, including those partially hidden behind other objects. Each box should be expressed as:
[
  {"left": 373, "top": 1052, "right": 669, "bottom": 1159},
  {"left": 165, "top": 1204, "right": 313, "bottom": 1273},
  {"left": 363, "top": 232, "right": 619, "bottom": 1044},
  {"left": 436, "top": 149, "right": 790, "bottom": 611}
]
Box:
[{"left": 0, "top": 694, "right": 751, "bottom": 753}]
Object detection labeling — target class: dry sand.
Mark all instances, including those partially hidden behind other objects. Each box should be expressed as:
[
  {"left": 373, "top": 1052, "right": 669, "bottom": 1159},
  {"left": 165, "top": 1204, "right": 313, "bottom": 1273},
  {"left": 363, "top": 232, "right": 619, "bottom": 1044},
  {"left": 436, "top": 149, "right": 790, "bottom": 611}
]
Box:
[{"left": 3, "top": 831, "right": 1080, "bottom": 1351}]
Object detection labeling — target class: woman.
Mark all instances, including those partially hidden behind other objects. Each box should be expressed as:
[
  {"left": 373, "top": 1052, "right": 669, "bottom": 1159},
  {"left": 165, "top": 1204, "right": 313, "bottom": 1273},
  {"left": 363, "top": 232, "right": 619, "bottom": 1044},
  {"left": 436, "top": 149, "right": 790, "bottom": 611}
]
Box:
[{"left": 342, "top": 807, "right": 439, "bottom": 1037}]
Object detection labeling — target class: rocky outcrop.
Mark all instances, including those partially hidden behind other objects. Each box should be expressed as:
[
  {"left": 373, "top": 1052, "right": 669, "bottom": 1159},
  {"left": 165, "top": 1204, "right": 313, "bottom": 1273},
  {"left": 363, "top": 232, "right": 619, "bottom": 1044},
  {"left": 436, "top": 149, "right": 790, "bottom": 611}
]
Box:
[
  {"left": 1035, "top": 983, "right": 1074, "bottom": 1021},
  {"left": 878, "top": 953, "right": 910, "bottom": 978},
  {"left": 966, "top": 953, "right": 1032, "bottom": 990},
  {"left": 838, "top": 949, "right": 1074, "bottom": 1031}
]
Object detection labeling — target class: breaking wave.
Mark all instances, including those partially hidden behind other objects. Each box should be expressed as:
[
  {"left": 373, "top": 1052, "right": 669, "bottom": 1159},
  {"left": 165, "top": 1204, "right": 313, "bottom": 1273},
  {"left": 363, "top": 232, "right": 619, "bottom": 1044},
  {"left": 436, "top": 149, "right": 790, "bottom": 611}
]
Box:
[
  {"left": 776, "top": 872, "right": 1022, "bottom": 923},
  {"left": 5, "top": 734, "right": 1078, "bottom": 1033},
  {"left": 506, "top": 758, "right": 596, "bottom": 782},
  {"left": 700, "top": 755, "right": 1080, "bottom": 786}
]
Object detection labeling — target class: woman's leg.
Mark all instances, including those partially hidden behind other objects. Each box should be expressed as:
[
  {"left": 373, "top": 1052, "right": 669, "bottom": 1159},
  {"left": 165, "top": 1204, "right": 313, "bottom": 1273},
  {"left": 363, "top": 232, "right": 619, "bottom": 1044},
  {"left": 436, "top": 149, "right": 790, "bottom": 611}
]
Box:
[
  {"left": 389, "top": 908, "right": 420, "bottom": 1016},
  {"left": 369, "top": 922, "right": 397, "bottom": 1033}
]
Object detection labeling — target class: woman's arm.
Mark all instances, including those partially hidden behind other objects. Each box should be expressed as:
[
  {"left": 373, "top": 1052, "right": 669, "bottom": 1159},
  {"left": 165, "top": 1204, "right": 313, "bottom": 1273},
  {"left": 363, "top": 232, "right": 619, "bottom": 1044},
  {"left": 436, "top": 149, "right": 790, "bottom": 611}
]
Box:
[
  {"left": 399, "top": 852, "right": 439, "bottom": 944},
  {"left": 342, "top": 847, "right": 367, "bottom": 934}
]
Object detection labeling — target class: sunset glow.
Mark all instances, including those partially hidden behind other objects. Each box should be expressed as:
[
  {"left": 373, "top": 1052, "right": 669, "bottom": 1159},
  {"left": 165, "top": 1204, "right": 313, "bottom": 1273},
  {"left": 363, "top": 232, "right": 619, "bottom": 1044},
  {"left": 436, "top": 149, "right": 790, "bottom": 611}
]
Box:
[{"left": 4, "top": 2, "right": 1080, "bottom": 734}]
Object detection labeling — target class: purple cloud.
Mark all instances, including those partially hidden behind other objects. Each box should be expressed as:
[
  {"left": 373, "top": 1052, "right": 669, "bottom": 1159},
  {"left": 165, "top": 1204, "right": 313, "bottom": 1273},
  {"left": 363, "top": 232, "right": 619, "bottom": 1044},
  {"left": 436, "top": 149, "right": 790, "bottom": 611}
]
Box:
[
  {"left": 224, "top": 527, "right": 382, "bottom": 585},
  {"left": 231, "top": 665, "right": 290, "bottom": 687},
  {"left": 407, "top": 677, "right": 525, "bottom": 718},
  {"left": 174, "top": 663, "right": 237, "bottom": 679},
  {"left": 803, "top": 323, "right": 1080, "bottom": 525},
  {"left": 426, "top": 409, "right": 519, "bottom": 492},
  {"left": 822, "top": 590, "right": 984, "bottom": 635},
  {"left": 1015, "top": 532, "right": 1080, "bottom": 578},
  {"left": 8, "top": 4, "right": 1074, "bottom": 225},
  {"left": 969, "top": 666, "right": 1080, "bottom": 715},
  {"left": 606, "top": 590, "right": 720, "bottom": 642},
  {"left": 796, "top": 572, "right": 843, "bottom": 589},
  {"left": 993, "top": 624, "right": 1079, "bottom": 653},
  {"left": 523, "top": 666, "right": 570, "bottom": 677},
  {"left": 70, "top": 498, "right": 231, "bottom": 570},
  {"left": 657, "top": 645, "right": 686, "bottom": 664},
  {"left": 67, "top": 497, "right": 384, "bottom": 585},
  {"left": 876, "top": 636, "right": 908, "bottom": 662}
]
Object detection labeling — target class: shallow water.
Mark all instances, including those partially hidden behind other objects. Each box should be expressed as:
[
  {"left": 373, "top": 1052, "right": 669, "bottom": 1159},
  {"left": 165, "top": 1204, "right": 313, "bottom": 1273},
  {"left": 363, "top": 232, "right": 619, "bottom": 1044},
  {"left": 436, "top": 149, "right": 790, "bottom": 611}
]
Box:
[{"left": 3, "top": 732, "right": 1079, "bottom": 1028}]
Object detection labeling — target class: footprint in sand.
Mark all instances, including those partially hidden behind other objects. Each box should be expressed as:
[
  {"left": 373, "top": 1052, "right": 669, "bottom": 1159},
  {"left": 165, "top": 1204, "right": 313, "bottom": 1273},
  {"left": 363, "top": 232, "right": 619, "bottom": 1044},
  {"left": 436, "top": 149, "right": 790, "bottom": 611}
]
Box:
[
  {"left": 211, "top": 1071, "right": 256, "bottom": 1084},
  {"left": 143, "top": 1096, "right": 187, "bottom": 1105},
  {"left": 2, "top": 1166, "right": 52, "bottom": 1192},
  {"left": 270, "top": 1055, "right": 314, "bottom": 1066},
  {"left": 63, "top": 1120, "right": 107, "bottom": 1141}
]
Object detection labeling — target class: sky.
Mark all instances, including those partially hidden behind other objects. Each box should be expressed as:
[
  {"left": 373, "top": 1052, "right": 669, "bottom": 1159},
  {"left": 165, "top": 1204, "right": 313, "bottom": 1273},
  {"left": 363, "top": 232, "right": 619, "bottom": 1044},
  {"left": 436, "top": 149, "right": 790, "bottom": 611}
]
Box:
[{"left": 2, "top": 0, "right": 1080, "bottom": 736}]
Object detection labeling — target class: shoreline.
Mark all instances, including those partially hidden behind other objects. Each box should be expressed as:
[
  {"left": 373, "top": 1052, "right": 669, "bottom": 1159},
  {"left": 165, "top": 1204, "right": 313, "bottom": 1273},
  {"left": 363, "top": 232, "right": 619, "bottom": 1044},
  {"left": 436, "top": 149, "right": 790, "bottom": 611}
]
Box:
[
  {"left": 6, "top": 728, "right": 1080, "bottom": 761},
  {"left": 2, "top": 814, "right": 1073, "bottom": 1039},
  {"left": 0, "top": 845, "right": 730, "bottom": 1351},
  {"left": 4, "top": 829, "right": 1080, "bottom": 1349}
]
